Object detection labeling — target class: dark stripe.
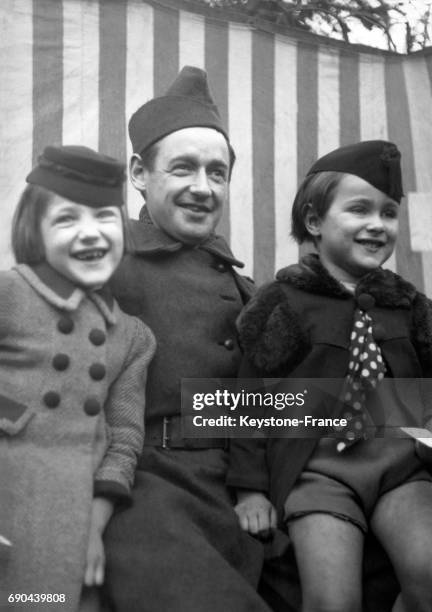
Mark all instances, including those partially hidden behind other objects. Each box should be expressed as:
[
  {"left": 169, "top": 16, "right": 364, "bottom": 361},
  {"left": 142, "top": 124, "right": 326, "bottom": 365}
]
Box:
[
  {"left": 205, "top": 19, "right": 228, "bottom": 128},
  {"left": 205, "top": 17, "right": 230, "bottom": 242},
  {"left": 32, "top": 0, "right": 63, "bottom": 164},
  {"left": 385, "top": 56, "right": 424, "bottom": 290},
  {"left": 297, "top": 42, "right": 318, "bottom": 183},
  {"left": 252, "top": 29, "right": 275, "bottom": 285},
  {"left": 339, "top": 50, "right": 360, "bottom": 145},
  {"left": 153, "top": 3, "right": 179, "bottom": 96},
  {"left": 99, "top": 0, "right": 127, "bottom": 160}
]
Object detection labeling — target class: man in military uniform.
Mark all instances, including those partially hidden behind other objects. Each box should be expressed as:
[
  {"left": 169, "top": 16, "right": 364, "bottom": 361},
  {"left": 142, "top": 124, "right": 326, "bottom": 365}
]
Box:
[{"left": 103, "top": 66, "right": 270, "bottom": 612}]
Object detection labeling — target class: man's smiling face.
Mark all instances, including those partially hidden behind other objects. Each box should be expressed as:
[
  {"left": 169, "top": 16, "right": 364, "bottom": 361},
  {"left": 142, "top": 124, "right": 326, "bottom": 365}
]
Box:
[{"left": 134, "top": 127, "right": 231, "bottom": 246}]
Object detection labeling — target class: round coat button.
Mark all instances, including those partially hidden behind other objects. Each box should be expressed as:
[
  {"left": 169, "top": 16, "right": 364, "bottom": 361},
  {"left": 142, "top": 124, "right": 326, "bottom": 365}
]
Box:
[
  {"left": 89, "top": 329, "right": 106, "bottom": 346},
  {"left": 216, "top": 263, "right": 226, "bottom": 273},
  {"left": 357, "top": 293, "right": 376, "bottom": 311},
  {"left": 373, "top": 323, "right": 386, "bottom": 341},
  {"left": 43, "top": 391, "right": 61, "bottom": 408},
  {"left": 223, "top": 339, "right": 235, "bottom": 350},
  {"left": 84, "top": 397, "right": 101, "bottom": 416},
  {"left": 57, "top": 316, "right": 74, "bottom": 334},
  {"left": 89, "top": 363, "right": 106, "bottom": 381},
  {"left": 52, "top": 354, "right": 70, "bottom": 371}
]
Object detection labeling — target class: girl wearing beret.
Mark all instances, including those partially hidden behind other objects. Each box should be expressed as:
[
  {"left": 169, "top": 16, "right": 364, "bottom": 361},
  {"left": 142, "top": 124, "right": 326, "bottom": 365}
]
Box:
[
  {"left": 0, "top": 146, "right": 155, "bottom": 611},
  {"left": 228, "top": 141, "right": 432, "bottom": 612}
]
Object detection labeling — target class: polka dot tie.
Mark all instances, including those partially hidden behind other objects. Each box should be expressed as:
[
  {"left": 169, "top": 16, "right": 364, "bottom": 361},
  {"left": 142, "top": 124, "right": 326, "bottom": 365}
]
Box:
[{"left": 335, "top": 309, "right": 386, "bottom": 453}]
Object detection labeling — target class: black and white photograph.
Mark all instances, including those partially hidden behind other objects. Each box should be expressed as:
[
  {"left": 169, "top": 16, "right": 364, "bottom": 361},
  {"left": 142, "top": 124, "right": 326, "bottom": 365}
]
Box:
[{"left": 2, "top": 1, "right": 432, "bottom": 611}]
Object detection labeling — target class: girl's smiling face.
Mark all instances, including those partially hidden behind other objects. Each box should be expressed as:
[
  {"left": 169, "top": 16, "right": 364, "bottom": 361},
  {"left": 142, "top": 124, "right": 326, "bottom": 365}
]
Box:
[
  {"left": 306, "top": 173, "right": 399, "bottom": 284},
  {"left": 40, "top": 196, "right": 124, "bottom": 290}
]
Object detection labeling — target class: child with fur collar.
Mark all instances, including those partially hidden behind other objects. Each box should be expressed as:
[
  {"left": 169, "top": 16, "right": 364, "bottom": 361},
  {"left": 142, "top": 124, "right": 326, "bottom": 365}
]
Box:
[
  {"left": 0, "top": 146, "right": 155, "bottom": 611},
  {"left": 228, "top": 141, "right": 432, "bottom": 612}
]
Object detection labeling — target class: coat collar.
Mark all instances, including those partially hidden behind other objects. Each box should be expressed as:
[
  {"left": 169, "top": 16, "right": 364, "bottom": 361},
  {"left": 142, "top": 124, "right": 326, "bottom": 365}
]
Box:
[
  {"left": 15, "top": 263, "right": 116, "bottom": 325},
  {"left": 276, "top": 254, "right": 417, "bottom": 308},
  {"left": 129, "top": 205, "right": 244, "bottom": 268}
]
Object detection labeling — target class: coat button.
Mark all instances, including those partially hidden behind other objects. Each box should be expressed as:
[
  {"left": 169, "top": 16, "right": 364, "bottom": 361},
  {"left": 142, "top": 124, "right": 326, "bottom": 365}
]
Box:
[
  {"left": 373, "top": 323, "right": 386, "bottom": 341},
  {"left": 57, "top": 316, "right": 74, "bottom": 334},
  {"left": 43, "top": 391, "right": 61, "bottom": 408},
  {"left": 52, "top": 354, "right": 70, "bottom": 371},
  {"left": 216, "top": 263, "right": 226, "bottom": 273},
  {"left": 223, "top": 339, "right": 235, "bottom": 350},
  {"left": 84, "top": 397, "right": 101, "bottom": 416},
  {"left": 89, "top": 329, "right": 106, "bottom": 346},
  {"left": 357, "top": 293, "right": 376, "bottom": 311},
  {"left": 89, "top": 363, "right": 106, "bottom": 381}
]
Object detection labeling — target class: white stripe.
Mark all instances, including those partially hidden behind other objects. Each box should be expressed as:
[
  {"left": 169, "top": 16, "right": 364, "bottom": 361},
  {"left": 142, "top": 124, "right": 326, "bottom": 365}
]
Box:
[
  {"left": 317, "top": 47, "right": 340, "bottom": 156},
  {"left": 62, "top": 0, "right": 99, "bottom": 147},
  {"left": 0, "top": 0, "right": 33, "bottom": 270},
  {"left": 228, "top": 24, "right": 253, "bottom": 277},
  {"left": 125, "top": 1, "right": 154, "bottom": 219},
  {"left": 358, "top": 52, "right": 396, "bottom": 272},
  {"left": 403, "top": 55, "right": 432, "bottom": 295},
  {"left": 408, "top": 193, "right": 432, "bottom": 251},
  {"left": 383, "top": 248, "right": 397, "bottom": 274},
  {"left": 179, "top": 10, "right": 205, "bottom": 69},
  {"left": 274, "top": 36, "right": 298, "bottom": 271},
  {"left": 382, "top": 252, "right": 397, "bottom": 273},
  {"left": 359, "top": 53, "right": 387, "bottom": 140},
  {"left": 403, "top": 56, "right": 432, "bottom": 192}
]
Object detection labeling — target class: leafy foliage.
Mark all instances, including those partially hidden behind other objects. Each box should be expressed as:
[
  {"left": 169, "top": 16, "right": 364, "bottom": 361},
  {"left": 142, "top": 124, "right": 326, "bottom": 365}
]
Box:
[{"left": 185, "top": 0, "right": 431, "bottom": 52}]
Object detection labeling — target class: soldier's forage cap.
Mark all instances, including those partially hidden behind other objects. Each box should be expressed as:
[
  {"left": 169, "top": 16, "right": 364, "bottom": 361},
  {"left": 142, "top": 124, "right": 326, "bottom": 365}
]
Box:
[{"left": 128, "top": 65, "right": 235, "bottom": 162}]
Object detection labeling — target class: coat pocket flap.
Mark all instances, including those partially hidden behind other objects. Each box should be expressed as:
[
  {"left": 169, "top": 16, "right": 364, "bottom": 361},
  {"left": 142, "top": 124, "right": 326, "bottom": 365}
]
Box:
[{"left": 0, "top": 394, "right": 35, "bottom": 436}]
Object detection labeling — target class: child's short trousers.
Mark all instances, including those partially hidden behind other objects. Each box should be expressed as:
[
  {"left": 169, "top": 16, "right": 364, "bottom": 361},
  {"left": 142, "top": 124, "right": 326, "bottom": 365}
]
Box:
[{"left": 284, "top": 437, "right": 432, "bottom": 533}]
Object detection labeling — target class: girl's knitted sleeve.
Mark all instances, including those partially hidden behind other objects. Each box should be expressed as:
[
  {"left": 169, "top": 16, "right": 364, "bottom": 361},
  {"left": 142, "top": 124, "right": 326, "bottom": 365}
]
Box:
[
  {"left": 0, "top": 272, "right": 15, "bottom": 340},
  {"left": 94, "top": 318, "right": 156, "bottom": 504}
]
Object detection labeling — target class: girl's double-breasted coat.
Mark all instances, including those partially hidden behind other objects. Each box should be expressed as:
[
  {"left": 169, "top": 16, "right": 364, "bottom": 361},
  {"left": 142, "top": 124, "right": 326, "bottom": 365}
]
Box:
[{"left": 0, "top": 264, "right": 155, "bottom": 611}]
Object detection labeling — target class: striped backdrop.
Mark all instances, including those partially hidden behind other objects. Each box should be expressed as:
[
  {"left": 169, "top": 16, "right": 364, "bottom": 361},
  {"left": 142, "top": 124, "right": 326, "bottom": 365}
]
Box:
[{"left": 2, "top": 0, "right": 432, "bottom": 294}]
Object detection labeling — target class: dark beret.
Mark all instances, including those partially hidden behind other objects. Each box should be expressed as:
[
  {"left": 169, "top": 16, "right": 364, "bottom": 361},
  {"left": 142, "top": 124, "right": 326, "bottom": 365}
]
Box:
[
  {"left": 26, "top": 145, "right": 126, "bottom": 207},
  {"left": 307, "top": 140, "right": 404, "bottom": 203}
]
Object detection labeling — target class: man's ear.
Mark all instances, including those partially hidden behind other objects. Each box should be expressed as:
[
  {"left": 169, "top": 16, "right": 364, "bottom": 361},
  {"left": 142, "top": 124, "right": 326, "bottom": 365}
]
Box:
[
  {"left": 304, "top": 204, "right": 322, "bottom": 238},
  {"left": 130, "top": 154, "right": 147, "bottom": 192}
]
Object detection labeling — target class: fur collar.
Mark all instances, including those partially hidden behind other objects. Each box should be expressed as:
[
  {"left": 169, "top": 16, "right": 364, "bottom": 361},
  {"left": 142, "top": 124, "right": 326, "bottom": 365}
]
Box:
[
  {"left": 238, "top": 254, "right": 421, "bottom": 375},
  {"left": 276, "top": 254, "right": 417, "bottom": 308}
]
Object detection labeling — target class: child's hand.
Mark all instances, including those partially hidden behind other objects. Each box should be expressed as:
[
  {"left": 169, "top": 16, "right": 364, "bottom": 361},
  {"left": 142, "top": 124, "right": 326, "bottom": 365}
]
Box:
[
  {"left": 234, "top": 491, "right": 277, "bottom": 540},
  {"left": 84, "top": 527, "right": 105, "bottom": 586},
  {"left": 84, "top": 497, "right": 114, "bottom": 586}
]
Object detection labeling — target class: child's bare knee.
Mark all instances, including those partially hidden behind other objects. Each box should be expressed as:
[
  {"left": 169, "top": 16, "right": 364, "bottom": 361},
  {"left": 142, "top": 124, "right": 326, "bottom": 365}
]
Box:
[{"left": 302, "top": 589, "right": 361, "bottom": 612}]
